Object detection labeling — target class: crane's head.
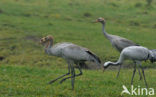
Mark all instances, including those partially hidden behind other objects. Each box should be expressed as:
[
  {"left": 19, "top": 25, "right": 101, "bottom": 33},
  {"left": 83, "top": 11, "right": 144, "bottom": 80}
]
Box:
[
  {"left": 94, "top": 17, "right": 105, "bottom": 24},
  {"left": 40, "top": 35, "right": 53, "bottom": 46},
  {"left": 102, "top": 61, "right": 111, "bottom": 72}
]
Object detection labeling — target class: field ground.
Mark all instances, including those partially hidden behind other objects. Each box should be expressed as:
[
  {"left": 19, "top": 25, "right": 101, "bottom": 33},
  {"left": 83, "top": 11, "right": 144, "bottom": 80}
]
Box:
[
  {"left": 0, "top": 0, "right": 156, "bottom": 96},
  {"left": 0, "top": 65, "right": 156, "bottom": 97},
  {"left": 0, "top": 0, "right": 156, "bottom": 67}
]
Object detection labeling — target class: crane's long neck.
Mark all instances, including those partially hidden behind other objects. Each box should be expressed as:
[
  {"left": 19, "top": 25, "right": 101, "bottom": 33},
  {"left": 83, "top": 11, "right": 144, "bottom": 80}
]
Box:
[
  {"left": 48, "top": 40, "right": 53, "bottom": 48},
  {"left": 113, "top": 53, "right": 125, "bottom": 65},
  {"left": 104, "top": 54, "right": 124, "bottom": 68},
  {"left": 110, "top": 58, "right": 123, "bottom": 66},
  {"left": 45, "top": 40, "right": 53, "bottom": 54},
  {"left": 102, "top": 23, "right": 111, "bottom": 40}
]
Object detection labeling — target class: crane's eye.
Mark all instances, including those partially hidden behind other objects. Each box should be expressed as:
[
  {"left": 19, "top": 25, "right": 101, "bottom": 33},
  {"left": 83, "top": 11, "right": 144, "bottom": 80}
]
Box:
[
  {"left": 41, "top": 38, "right": 46, "bottom": 42},
  {"left": 45, "top": 37, "right": 48, "bottom": 40},
  {"left": 40, "top": 39, "right": 44, "bottom": 43}
]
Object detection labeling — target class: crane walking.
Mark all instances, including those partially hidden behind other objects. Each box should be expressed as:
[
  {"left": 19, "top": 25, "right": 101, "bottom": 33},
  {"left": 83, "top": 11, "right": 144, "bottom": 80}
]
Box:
[
  {"left": 40, "top": 35, "right": 101, "bottom": 90},
  {"left": 95, "top": 17, "right": 142, "bottom": 79},
  {"left": 103, "top": 46, "right": 156, "bottom": 87}
]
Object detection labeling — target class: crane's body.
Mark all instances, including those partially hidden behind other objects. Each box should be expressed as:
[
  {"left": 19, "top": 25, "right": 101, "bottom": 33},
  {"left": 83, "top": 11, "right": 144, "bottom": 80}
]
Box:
[
  {"left": 40, "top": 35, "right": 101, "bottom": 90},
  {"left": 103, "top": 46, "right": 155, "bottom": 87},
  {"left": 45, "top": 42, "right": 73, "bottom": 56},
  {"left": 104, "top": 46, "right": 151, "bottom": 66},
  {"left": 118, "top": 46, "right": 150, "bottom": 63},
  {"left": 95, "top": 17, "right": 140, "bottom": 78},
  {"left": 45, "top": 42, "right": 101, "bottom": 65},
  {"left": 107, "top": 35, "right": 138, "bottom": 52}
]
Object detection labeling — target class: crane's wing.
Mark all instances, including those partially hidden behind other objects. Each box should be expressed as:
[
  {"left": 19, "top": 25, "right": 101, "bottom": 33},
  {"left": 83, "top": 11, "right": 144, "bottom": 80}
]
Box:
[
  {"left": 120, "top": 38, "right": 139, "bottom": 46},
  {"left": 62, "top": 44, "right": 101, "bottom": 65},
  {"left": 85, "top": 50, "right": 101, "bottom": 64},
  {"left": 112, "top": 38, "right": 139, "bottom": 52}
]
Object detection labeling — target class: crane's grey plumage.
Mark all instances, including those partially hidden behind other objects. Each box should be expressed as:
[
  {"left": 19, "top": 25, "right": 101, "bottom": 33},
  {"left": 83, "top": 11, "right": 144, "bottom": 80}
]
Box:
[
  {"left": 149, "top": 49, "right": 156, "bottom": 63},
  {"left": 40, "top": 35, "right": 101, "bottom": 90},
  {"left": 103, "top": 46, "right": 155, "bottom": 87},
  {"left": 95, "top": 17, "right": 141, "bottom": 79}
]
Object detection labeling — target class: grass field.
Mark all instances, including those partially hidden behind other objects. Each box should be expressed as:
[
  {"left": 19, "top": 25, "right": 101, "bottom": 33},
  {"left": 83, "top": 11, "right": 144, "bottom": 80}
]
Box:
[
  {"left": 0, "top": 65, "right": 156, "bottom": 97},
  {"left": 0, "top": 0, "right": 156, "bottom": 96}
]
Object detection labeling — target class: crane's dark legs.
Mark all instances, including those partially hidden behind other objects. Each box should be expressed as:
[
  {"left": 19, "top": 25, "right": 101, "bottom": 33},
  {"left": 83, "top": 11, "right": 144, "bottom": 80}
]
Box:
[
  {"left": 134, "top": 61, "right": 142, "bottom": 80},
  {"left": 137, "top": 66, "right": 142, "bottom": 80},
  {"left": 71, "top": 65, "right": 75, "bottom": 90},
  {"left": 131, "top": 64, "right": 136, "bottom": 85},
  {"left": 116, "top": 61, "right": 142, "bottom": 80},
  {"left": 48, "top": 64, "right": 71, "bottom": 84},
  {"left": 60, "top": 65, "right": 82, "bottom": 84},
  {"left": 139, "top": 63, "right": 148, "bottom": 88},
  {"left": 116, "top": 64, "right": 121, "bottom": 78}
]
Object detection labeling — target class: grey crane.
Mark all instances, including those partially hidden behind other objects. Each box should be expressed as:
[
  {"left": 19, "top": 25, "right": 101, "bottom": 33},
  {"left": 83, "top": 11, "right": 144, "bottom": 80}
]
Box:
[
  {"left": 95, "top": 17, "right": 142, "bottom": 79},
  {"left": 40, "top": 35, "right": 101, "bottom": 90},
  {"left": 103, "top": 46, "right": 156, "bottom": 87}
]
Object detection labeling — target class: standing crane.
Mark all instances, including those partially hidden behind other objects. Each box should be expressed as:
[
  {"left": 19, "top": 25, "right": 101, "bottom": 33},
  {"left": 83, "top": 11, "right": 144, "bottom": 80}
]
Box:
[
  {"left": 95, "top": 17, "right": 142, "bottom": 79},
  {"left": 40, "top": 35, "right": 101, "bottom": 90},
  {"left": 103, "top": 46, "right": 156, "bottom": 87}
]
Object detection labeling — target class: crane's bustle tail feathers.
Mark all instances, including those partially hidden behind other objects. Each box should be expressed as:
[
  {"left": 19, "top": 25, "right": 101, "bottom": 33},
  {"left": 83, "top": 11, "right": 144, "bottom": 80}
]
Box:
[
  {"left": 135, "top": 44, "right": 140, "bottom": 46},
  {"left": 86, "top": 51, "right": 101, "bottom": 65},
  {"left": 149, "top": 49, "right": 156, "bottom": 63}
]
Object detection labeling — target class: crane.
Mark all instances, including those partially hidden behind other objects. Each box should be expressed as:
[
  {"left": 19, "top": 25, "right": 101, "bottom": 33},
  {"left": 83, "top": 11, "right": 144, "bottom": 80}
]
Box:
[
  {"left": 40, "top": 35, "right": 101, "bottom": 90},
  {"left": 103, "top": 46, "right": 156, "bottom": 87},
  {"left": 95, "top": 17, "right": 142, "bottom": 79}
]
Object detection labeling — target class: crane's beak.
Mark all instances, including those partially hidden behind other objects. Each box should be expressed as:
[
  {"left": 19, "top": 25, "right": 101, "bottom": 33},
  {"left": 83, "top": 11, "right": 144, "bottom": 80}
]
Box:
[
  {"left": 40, "top": 38, "right": 46, "bottom": 44},
  {"left": 92, "top": 20, "right": 98, "bottom": 23},
  {"left": 40, "top": 40, "right": 43, "bottom": 44},
  {"left": 39, "top": 40, "right": 42, "bottom": 44},
  {"left": 40, "top": 39, "right": 46, "bottom": 45}
]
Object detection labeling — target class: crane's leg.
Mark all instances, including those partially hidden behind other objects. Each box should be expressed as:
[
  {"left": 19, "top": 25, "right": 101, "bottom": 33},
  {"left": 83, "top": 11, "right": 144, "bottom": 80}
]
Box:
[
  {"left": 134, "top": 61, "right": 142, "bottom": 80},
  {"left": 71, "top": 64, "right": 75, "bottom": 90},
  {"left": 116, "top": 61, "right": 142, "bottom": 80},
  {"left": 131, "top": 63, "right": 136, "bottom": 85},
  {"left": 60, "top": 64, "right": 82, "bottom": 84},
  {"left": 137, "top": 66, "right": 142, "bottom": 80},
  {"left": 116, "top": 64, "right": 121, "bottom": 78},
  {"left": 139, "top": 63, "right": 148, "bottom": 88},
  {"left": 48, "top": 64, "right": 71, "bottom": 84}
]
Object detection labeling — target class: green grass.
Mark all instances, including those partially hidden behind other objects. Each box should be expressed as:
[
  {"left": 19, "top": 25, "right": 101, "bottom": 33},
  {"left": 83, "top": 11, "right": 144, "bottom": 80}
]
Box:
[
  {"left": 0, "top": 65, "right": 156, "bottom": 97},
  {"left": 0, "top": 0, "right": 156, "bottom": 66},
  {"left": 0, "top": 0, "right": 156, "bottom": 96}
]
